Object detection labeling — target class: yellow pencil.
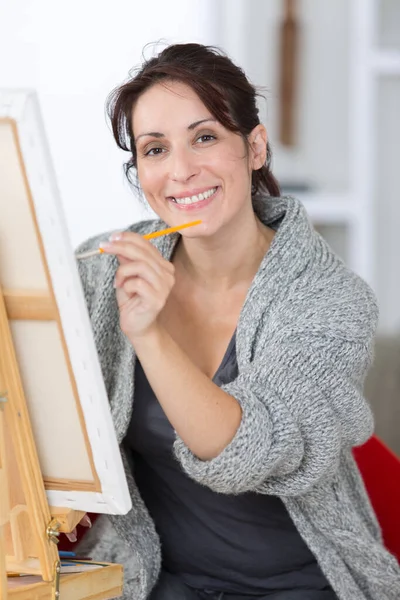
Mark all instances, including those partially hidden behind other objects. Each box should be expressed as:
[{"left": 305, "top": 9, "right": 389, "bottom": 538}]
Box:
[
  {"left": 143, "top": 220, "right": 202, "bottom": 240},
  {"left": 75, "top": 220, "right": 202, "bottom": 260}
]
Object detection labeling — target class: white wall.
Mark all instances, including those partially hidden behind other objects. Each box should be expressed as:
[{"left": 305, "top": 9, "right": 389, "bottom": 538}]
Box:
[
  {"left": 219, "top": 0, "right": 400, "bottom": 334},
  {"left": 1, "top": 0, "right": 399, "bottom": 333},
  {"left": 0, "top": 0, "right": 218, "bottom": 246},
  {"left": 219, "top": 0, "right": 351, "bottom": 193}
]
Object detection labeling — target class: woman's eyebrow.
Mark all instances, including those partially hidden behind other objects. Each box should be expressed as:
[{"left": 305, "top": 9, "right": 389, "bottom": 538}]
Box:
[
  {"left": 135, "top": 118, "right": 217, "bottom": 142},
  {"left": 187, "top": 118, "right": 217, "bottom": 130}
]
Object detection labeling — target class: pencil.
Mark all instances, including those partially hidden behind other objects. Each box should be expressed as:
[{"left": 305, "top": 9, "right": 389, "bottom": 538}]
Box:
[
  {"left": 75, "top": 220, "right": 202, "bottom": 260},
  {"left": 143, "top": 220, "right": 202, "bottom": 240}
]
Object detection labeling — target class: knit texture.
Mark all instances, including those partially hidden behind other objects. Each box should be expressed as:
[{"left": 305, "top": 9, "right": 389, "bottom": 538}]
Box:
[{"left": 75, "top": 196, "right": 400, "bottom": 600}]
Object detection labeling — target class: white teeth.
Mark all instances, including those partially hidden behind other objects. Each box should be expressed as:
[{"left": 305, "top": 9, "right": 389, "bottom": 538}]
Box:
[{"left": 173, "top": 187, "right": 217, "bottom": 205}]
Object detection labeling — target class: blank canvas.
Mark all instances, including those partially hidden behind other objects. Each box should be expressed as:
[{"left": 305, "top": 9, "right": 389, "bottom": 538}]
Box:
[{"left": 0, "top": 90, "right": 131, "bottom": 515}]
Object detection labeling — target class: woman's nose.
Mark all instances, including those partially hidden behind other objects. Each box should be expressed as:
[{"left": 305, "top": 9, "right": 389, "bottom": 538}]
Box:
[{"left": 169, "top": 148, "right": 200, "bottom": 182}]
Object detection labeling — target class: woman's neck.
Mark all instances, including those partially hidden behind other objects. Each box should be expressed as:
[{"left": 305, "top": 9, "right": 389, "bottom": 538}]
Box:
[{"left": 174, "top": 208, "right": 275, "bottom": 292}]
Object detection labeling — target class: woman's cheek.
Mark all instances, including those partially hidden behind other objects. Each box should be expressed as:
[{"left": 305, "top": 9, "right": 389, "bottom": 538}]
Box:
[{"left": 137, "top": 163, "right": 162, "bottom": 195}]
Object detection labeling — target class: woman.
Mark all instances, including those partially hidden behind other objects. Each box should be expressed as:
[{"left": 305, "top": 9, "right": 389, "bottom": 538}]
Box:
[{"left": 75, "top": 43, "right": 400, "bottom": 600}]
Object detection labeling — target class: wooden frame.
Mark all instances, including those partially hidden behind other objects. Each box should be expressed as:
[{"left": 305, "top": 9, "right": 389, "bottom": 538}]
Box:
[
  {"left": 0, "top": 89, "right": 131, "bottom": 515},
  {"left": 0, "top": 343, "right": 123, "bottom": 597}
]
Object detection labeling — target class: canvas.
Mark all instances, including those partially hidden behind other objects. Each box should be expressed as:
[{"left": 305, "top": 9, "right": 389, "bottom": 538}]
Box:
[{"left": 0, "top": 89, "right": 131, "bottom": 516}]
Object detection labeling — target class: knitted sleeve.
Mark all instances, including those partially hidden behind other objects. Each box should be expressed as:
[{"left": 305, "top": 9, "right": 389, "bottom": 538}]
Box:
[{"left": 173, "top": 331, "right": 375, "bottom": 496}]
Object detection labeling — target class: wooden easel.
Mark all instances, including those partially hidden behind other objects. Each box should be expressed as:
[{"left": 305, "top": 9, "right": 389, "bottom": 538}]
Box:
[
  {"left": 0, "top": 388, "right": 10, "bottom": 600},
  {"left": 0, "top": 279, "right": 123, "bottom": 599}
]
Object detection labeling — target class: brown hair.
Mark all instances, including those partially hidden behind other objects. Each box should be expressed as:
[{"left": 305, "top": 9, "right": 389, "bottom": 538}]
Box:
[{"left": 106, "top": 43, "right": 280, "bottom": 198}]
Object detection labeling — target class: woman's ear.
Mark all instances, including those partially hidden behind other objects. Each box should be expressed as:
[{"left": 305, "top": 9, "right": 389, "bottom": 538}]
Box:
[{"left": 248, "top": 124, "right": 267, "bottom": 170}]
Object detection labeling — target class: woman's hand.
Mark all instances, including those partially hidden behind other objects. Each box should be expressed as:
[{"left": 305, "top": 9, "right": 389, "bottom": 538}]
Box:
[
  {"left": 101, "top": 232, "right": 175, "bottom": 341},
  {"left": 65, "top": 514, "right": 92, "bottom": 543}
]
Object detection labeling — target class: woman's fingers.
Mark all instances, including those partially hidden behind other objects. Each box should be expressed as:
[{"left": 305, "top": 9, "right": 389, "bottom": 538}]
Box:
[
  {"left": 114, "top": 260, "right": 174, "bottom": 292},
  {"left": 66, "top": 527, "right": 77, "bottom": 543},
  {"left": 64, "top": 515, "right": 91, "bottom": 543},
  {"left": 80, "top": 514, "right": 92, "bottom": 528},
  {"left": 103, "top": 238, "right": 173, "bottom": 278},
  {"left": 102, "top": 232, "right": 173, "bottom": 268},
  {"left": 100, "top": 231, "right": 176, "bottom": 339},
  {"left": 118, "top": 277, "right": 166, "bottom": 311},
  {"left": 102, "top": 233, "right": 175, "bottom": 295}
]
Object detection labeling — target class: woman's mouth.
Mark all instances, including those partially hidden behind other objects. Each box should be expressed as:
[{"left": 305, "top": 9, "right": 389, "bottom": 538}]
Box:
[{"left": 167, "top": 186, "right": 219, "bottom": 210}]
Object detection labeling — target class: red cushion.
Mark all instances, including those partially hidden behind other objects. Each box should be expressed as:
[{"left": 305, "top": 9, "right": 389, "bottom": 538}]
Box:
[{"left": 353, "top": 435, "right": 400, "bottom": 562}]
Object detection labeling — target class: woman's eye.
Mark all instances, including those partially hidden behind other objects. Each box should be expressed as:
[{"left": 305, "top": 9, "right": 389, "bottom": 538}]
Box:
[
  {"left": 145, "top": 147, "right": 165, "bottom": 156},
  {"left": 196, "top": 134, "right": 216, "bottom": 143}
]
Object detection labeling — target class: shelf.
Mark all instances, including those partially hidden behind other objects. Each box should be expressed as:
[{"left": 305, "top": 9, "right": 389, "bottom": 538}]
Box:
[
  {"left": 7, "top": 563, "right": 123, "bottom": 600},
  {"left": 295, "top": 193, "right": 357, "bottom": 225},
  {"left": 371, "top": 50, "right": 400, "bottom": 75}
]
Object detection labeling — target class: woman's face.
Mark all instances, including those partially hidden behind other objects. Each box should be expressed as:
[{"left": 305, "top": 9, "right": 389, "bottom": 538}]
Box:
[{"left": 132, "top": 80, "right": 266, "bottom": 237}]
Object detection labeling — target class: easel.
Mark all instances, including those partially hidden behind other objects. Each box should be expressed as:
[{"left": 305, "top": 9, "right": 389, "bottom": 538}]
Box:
[
  {"left": 0, "top": 388, "right": 10, "bottom": 599},
  {"left": 0, "top": 298, "right": 123, "bottom": 599},
  {"left": 0, "top": 283, "right": 123, "bottom": 599},
  {"left": 0, "top": 108, "right": 124, "bottom": 598}
]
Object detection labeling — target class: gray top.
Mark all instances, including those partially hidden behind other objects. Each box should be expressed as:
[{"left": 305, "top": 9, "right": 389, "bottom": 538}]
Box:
[
  {"left": 76, "top": 196, "right": 400, "bottom": 600},
  {"left": 128, "top": 337, "right": 333, "bottom": 595}
]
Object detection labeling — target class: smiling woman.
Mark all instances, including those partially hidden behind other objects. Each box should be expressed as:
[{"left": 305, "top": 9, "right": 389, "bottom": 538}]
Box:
[
  {"left": 74, "top": 44, "right": 400, "bottom": 600},
  {"left": 130, "top": 79, "right": 271, "bottom": 237}
]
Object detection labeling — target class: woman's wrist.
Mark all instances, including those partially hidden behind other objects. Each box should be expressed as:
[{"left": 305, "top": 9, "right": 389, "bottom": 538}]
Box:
[{"left": 128, "top": 321, "right": 166, "bottom": 354}]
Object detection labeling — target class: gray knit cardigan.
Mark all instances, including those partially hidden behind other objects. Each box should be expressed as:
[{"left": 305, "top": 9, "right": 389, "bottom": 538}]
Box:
[{"left": 76, "top": 196, "right": 400, "bottom": 600}]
